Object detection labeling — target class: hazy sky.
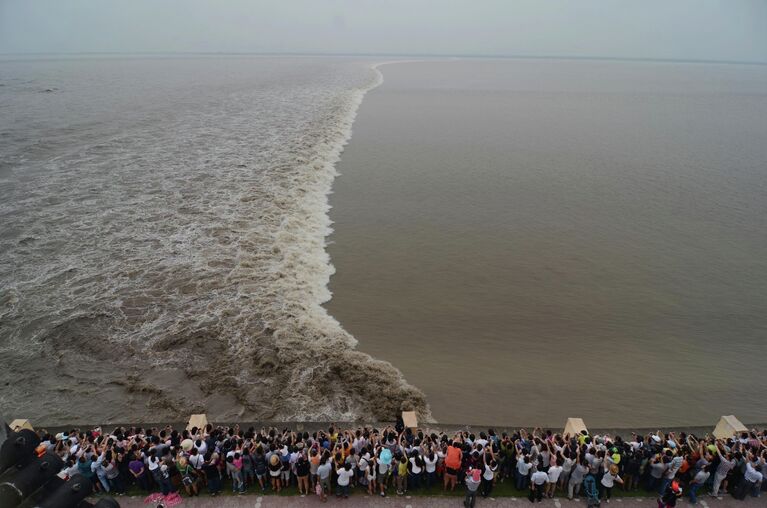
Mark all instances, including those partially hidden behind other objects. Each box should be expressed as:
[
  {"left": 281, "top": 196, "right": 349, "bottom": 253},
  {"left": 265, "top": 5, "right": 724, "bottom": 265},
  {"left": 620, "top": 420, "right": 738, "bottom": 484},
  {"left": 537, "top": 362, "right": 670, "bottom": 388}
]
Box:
[{"left": 1, "top": 0, "right": 765, "bottom": 62}]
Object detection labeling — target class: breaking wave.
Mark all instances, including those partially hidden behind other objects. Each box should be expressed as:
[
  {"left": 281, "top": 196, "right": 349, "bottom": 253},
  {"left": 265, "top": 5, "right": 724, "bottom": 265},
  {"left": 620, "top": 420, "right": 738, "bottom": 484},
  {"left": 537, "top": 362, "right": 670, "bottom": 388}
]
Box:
[{"left": 0, "top": 56, "right": 430, "bottom": 425}]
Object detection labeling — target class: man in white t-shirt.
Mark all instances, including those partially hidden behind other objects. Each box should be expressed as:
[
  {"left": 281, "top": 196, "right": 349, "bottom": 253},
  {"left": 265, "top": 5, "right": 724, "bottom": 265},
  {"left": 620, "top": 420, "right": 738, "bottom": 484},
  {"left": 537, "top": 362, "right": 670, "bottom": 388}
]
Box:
[
  {"left": 516, "top": 455, "right": 533, "bottom": 490},
  {"left": 336, "top": 463, "right": 354, "bottom": 498},
  {"left": 546, "top": 460, "right": 564, "bottom": 498},
  {"left": 531, "top": 469, "right": 548, "bottom": 502},
  {"left": 481, "top": 457, "right": 497, "bottom": 498}
]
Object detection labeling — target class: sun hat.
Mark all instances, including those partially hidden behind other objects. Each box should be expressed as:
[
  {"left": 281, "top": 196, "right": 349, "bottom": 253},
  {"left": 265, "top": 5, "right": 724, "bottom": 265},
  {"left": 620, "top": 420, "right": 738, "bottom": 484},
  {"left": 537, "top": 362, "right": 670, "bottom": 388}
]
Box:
[
  {"left": 380, "top": 448, "right": 392, "bottom": 465},
  {"left": 469, "top": 468, "right": 481, "bottom": 482},
  {"left": 270, "top": 454, "right": 280, "bottom": 466},
  {"left": 181, "top": 439, "right": 194, "bottom": 452}
]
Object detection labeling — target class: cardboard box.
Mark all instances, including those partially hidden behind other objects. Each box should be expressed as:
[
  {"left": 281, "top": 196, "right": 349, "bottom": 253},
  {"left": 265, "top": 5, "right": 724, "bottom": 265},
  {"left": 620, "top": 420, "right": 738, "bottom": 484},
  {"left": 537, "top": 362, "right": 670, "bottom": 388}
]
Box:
[{"left": 712, "top": 415, "right": 748, "bottom": 439}]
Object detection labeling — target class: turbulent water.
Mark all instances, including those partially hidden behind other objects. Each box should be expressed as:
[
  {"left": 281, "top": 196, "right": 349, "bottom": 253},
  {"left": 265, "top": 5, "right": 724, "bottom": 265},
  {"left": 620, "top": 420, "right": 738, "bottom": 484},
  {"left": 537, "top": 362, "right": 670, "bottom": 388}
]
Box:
[{"left": 0, "top": 55, "right": 429, "bottom": 425}]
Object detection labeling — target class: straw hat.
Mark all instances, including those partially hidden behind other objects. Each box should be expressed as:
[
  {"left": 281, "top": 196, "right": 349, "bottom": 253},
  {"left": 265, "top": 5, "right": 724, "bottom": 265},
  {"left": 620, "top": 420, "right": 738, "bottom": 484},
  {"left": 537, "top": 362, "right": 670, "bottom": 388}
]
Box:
[{"left": 181, "top": 439, "right": 194, "bottom": 452}]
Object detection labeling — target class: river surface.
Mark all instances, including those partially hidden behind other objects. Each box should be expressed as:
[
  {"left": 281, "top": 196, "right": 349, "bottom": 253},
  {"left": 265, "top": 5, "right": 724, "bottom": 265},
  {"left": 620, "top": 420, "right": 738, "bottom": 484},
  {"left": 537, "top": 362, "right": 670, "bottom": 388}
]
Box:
[
  {"left": 0, "top": 55, "right": 429, "bottom": 424},
  {"left": 326, "top": 58, "right": 767, "bottom": 427}
]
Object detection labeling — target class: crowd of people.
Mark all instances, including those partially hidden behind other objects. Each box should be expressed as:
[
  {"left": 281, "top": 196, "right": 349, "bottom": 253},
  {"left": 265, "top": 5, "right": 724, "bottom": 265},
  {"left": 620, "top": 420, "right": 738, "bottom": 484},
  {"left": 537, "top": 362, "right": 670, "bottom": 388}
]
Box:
[{"left": 32, "top": 419, "right": 766, "bottom": 506}]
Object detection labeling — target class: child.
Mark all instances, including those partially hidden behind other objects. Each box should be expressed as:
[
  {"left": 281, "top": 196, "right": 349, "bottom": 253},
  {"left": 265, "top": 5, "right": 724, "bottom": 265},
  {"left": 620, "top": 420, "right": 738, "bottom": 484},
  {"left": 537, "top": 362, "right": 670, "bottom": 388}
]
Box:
[
  {"left": 600, "top": 464, "right": 623, "bottom": 502},
  {"left": 367, "top": 456, "right": 378, "bottom": 495},
  {"left": 396, "top": 455, "right": 408, "bottom": 495}
]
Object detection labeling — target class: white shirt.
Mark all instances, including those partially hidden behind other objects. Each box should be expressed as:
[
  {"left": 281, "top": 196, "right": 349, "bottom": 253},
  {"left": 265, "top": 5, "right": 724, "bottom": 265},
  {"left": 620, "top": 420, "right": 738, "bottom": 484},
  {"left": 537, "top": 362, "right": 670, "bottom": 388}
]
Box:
[
  {"left": 532, "top": 470, "right": 548, "bottom": 485},
  {"left": 337, "top": 468, "right": 354, "bottom": 486},
  {"left": 601, "top": 472, "right": 621, "bottom": 488},
  {"left": 66, "top": 464, "right": 80, "bottom": 478},
  {"left": 517, "top": 458, "right": 533, "bottom": 475},
  {"left": 745, "top": 462, "right": 763, "bottom": 483},
  {"left": 548, "top": 465, "right": 563, "bottom": 483},
  {"left": 692, "top": 470, "right": 710, "bottom": 484},
  {"left": 483, "top": 464, "right": 496, "bottom": 481},
  {"left": 189, "top": 454, "right": 205, "bottom": 469},
  {"left": 424, "top": 455, "right": 437, "bottom": 473}
]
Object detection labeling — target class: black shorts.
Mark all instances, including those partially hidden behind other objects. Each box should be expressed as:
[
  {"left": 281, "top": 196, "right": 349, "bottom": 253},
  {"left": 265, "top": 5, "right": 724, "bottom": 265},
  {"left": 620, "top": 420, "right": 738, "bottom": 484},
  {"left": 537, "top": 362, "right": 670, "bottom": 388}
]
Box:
[{"left": 447, "top": 467, "right": 458, "bottom": 476}]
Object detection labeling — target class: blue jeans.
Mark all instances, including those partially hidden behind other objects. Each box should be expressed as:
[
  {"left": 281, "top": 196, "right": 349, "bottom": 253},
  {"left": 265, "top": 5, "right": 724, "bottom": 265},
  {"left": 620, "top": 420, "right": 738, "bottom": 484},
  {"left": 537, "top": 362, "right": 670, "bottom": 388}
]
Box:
[
  {"left": 336, "top": 483, "right": 349, "bottom": 497},
  {"left": 152, "top": 470, "right": 174, "bottom": 495},
  {"left": 658, "top": 478, "right": 671, "bottom": 495},
  {"left": 97, "top": 474, "right": 110, "bottom": 492},
  {"left": 515, "top": 470, "right": 529, "bottom": 491},
  {"left": 409, "top": 472, "right": 421, "bottom": 490},
  {"left": 689, "top": 483, "right": 702, "bottom": 504}
]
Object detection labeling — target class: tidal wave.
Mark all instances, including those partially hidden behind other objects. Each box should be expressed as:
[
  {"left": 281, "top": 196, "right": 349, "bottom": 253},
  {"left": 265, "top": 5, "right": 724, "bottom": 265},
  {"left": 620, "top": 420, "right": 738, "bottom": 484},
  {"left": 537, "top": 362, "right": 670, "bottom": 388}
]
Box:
[{"left": 0, "top": 56, "right": 430, "bottom": 425}]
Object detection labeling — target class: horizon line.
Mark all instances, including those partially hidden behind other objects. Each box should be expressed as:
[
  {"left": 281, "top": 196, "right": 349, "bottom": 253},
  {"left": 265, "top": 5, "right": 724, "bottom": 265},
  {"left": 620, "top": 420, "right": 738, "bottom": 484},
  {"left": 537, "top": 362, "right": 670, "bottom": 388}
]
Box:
[{"left": 0, "top": 51, "right": 765, "bottom": 66}]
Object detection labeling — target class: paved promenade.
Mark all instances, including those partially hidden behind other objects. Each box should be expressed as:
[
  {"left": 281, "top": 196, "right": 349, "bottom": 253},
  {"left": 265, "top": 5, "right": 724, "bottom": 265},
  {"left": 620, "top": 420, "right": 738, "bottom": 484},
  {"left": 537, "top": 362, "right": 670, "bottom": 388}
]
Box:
[{"left": 112, "top": 493, "right": 763, "bottom": 508}]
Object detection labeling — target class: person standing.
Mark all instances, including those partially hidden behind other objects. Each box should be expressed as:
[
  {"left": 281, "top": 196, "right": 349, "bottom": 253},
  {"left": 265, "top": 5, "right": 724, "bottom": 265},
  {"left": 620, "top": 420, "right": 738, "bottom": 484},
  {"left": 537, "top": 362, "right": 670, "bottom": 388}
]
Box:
[
  {"left": 204, "top": 453, "right": 222, "bottom": 496},
  {"left": 378, "top": 447, "right": 392, "bottom": 496},
  {"left": 296, "top": 454, "right": 311, "bottom": 495},
  {"left": 546, "top": 458, "right": 563, "bottom": 498},
  {"left": 445, "top": 440, "right": 462, "bottom": 492},
  {"left": 408, "top": 450, "right": 423, "bottom": 491},
  {"left": 464, "top": 467, "right": 481, "bottom": 508},
  {"left": 516, "top": 454, "right": 533, "bottom": 491},
  {"left": 177, "top": 456, "right": 199, "bottom": 497},
  {"left": 711, "top": 442, "right": 735, "bottom": 498},
  {"left": 366, "top": 456, "right": 378, "bottom": 495},
  {"left": 481, "top": 448, "right": 498, "bottom": 498},
  {"left": 396, "top": 455, "right": 408, "bottom": 495},
  {"left": 316, "top": 456, "right": 332, "bottom": 503},
  {"left": 734, "top": 454, "right": 763, "bottom": 500},
  {"left": 583, "top": 471, "right": 600, "bottom": 508},
  {"left": 688, "top": 464, "right": 710, "bottom": 505},
  {"left": 424, "top": 451, "right": 438, "bottom": 489},
  {"left": 530, "top": 467, "right": 548, "bottom": 503},
  {"left": 599, "top": 464, "right": 624, "bottom": 503},
  {"left": 335, "top": 462, "right": 354, "bottom": 498},
  {"left": 658, "top": 480, "right": 682, "bottom": 508},
  {"left": 127, "top": 454, "right": 148, "bottom": 491},
  {"left": 569, "top": 457, "right": 589, "bottom": 500}
]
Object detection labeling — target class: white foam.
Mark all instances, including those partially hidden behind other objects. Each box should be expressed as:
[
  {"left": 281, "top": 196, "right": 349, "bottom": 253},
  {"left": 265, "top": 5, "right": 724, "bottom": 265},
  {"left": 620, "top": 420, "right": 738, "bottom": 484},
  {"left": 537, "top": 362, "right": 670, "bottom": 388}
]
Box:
[{"left": 0, "top": 56, "right": 431, "bottom": 424}]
